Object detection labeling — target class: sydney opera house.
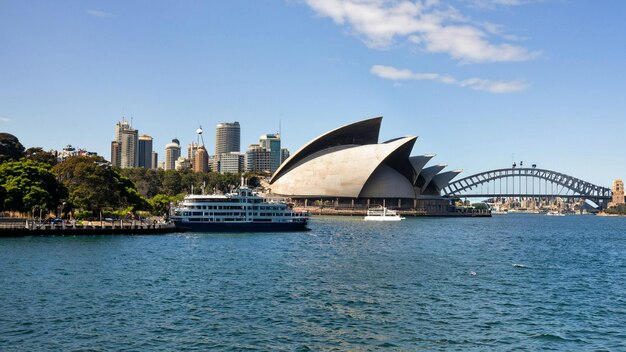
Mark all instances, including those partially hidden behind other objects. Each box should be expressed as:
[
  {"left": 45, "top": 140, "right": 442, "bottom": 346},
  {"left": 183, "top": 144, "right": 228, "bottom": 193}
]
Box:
[{"left": 268, "top": 117, "right": 463, "bottom": 213}]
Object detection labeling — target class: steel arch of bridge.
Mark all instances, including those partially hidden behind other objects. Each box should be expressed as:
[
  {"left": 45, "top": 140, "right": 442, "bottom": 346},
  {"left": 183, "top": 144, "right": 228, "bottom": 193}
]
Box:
[{"left": 442, "top": 168, "right": 612, "bottom": 201}]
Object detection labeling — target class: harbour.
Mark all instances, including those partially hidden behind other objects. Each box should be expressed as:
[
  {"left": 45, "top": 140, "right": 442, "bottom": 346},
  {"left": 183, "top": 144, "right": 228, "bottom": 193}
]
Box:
[{"left": 1, "top": 214, "right": 625, "bottom": 350}]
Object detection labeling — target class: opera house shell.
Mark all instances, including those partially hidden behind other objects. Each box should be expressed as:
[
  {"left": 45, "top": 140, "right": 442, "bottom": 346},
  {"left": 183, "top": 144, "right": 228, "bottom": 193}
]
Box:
[{"left": 269, "top": 117, "right": 462, "bottom": 207}]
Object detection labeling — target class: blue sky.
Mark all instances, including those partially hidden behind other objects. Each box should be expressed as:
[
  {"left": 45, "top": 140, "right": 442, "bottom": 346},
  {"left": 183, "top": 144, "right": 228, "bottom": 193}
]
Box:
[{"left": 1, "top": 0, "right": 625, "bottom": 186}]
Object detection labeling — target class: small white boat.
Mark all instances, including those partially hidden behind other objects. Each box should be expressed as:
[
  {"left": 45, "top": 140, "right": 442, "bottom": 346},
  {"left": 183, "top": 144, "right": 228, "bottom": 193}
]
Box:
[
  {"left": 491, "top": 209, "right": 508, "bottom": 215},
  {"left": 546, "top": 210, "right": 565, "bottom": 216},
  {"left": 364, "top": 206, "right": 405, "bottom": 221}
]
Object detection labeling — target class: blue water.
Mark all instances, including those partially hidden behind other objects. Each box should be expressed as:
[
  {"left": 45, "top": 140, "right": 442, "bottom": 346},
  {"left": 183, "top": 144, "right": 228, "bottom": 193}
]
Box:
[{"left": 1, "top": 214, "right": 626, "bottom": 351}]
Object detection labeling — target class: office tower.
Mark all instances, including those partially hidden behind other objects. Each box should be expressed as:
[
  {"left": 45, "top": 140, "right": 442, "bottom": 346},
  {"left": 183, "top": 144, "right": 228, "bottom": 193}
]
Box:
[
  {"left": 151, "top": 151, "right": 158, "bottom": 170},
  {"left": 138, "top": 134, "right": 153, "bottom": 169},
  {"left": 245, "top": 144, "right": 271, "bottom": 172},
  {"left": 111, "top": 119, "right": 138, "bottom": 168},
  {"left": 188, "top": 142, "right": 199, "bottom": 162},
  {"left": 120, "top": 127, "right": 139, "bottom": 168},
  {"left": 164, "top": 138, "right": 181, "bottom": 170},
  {"left": 194, "top": 146, "right": 209, "bottom": 173},
  {"left": 110, "top": 141, "right": 120, "bottom": 167},
  {"left": 259, "top": 133, "right": 281, "bottom": 172},
  {"left": 219, "top": 152, "right": 244, "bottom": 174},
  {"left": 215, "top": 122, "right": 240, "bottom": 157},
  {"left": 280, "top": 148, "right": 290, "bottom": 164}
]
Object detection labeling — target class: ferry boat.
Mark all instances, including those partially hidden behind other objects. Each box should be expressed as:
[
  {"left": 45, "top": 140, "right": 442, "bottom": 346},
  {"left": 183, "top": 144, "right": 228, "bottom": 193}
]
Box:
[
  {"left": 546, "top": 210, "right": 565, "bottom": 217},
  {"left": 363, "top": 206, "right": 405, "bottom": 221},
  {"left": 170, "top": 187, "right": 309, "bottom": 232}
]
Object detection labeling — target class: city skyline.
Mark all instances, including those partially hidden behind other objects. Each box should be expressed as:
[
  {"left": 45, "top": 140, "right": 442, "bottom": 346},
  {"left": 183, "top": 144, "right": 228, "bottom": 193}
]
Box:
[{"left": 1, "top": 1, "right": 625, "bottom": 187}]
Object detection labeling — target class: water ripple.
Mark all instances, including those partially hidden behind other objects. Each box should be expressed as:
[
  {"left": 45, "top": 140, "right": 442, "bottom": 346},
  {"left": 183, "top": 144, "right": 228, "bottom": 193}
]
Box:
[{"left": 1, "top": 214, "right": 626, "bottom": 350}]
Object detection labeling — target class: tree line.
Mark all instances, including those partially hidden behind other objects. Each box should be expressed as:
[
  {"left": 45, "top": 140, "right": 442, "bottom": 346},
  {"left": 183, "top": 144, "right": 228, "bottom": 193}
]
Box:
[{"left": 0, "top": 133, "right": 260, "bottom": 219}]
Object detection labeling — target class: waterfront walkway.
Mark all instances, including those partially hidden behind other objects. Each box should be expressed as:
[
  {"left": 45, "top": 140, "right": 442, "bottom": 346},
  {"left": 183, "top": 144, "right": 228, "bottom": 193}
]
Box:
[
  {"left": 0, "top": 218, "right": 183, "bottom": 237},
  {"left": 294, "top": 207, "right": 491, "bottom": 217}
]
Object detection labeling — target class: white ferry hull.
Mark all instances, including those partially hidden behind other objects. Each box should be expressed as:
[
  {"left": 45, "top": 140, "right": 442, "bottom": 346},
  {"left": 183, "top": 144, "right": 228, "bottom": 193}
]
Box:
[{"left": 363, "top": 216, "right": 404, "bottom": 221}]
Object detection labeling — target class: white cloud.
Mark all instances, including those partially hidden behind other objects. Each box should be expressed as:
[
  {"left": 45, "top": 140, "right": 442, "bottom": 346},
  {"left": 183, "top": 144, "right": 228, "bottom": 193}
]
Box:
[
  {"left": 87, "top": 9, "right": 114, "bottom": 18},
  {"left": 0, "top": 117, "right": 10, "bottom": 123},
  {"left": 304, "top": 0, "right": 539, "bottom": 63},
  {"left": 371, "top": 64, "right": 528, "bottom": 93}
]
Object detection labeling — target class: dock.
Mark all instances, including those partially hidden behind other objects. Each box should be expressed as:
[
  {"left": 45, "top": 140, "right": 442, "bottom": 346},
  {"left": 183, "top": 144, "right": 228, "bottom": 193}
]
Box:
[{"left": 0, "top": 218, "right": 185, "bottom": 237}]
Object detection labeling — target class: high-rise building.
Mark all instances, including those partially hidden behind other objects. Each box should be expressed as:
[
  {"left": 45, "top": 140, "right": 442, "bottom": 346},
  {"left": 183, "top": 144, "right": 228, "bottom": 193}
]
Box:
[
  {"left": 188, "top": 142, "right": 199, "bottom": 163},
  {"left": 194, "top": 146, "right": 209, "bottom": 173},
  {"left": 215, "top": 122, "right": 240, "bottom": 158},
  {"left": 259, "top": 133, "right": 281, "bottom": 172},
  {"left": 245, "top": 144, "right": 271, "bottom": 172},
  {"left": 280, "top": 148, "right": 290, "bottom": 164},
  {"left": 138, "top": 134, "right": 153, "bottom": 169},
  {"left": 220, "top": 152, "right": 244, "bottom": 174},
  {"left": 111, "top": 119, "right": 138, "bottom": 168},
  {"left": 151, "top": 151, "right": 158, "bottom": 170},
  {"left": 164, "top": 138, "right": 181, "bottom": 171},
  {"left": 110, "top": 141, "right": 120, "bottom": 167},
  {"left": 120, "top": 128, "right": 139, "bottom": 168}
]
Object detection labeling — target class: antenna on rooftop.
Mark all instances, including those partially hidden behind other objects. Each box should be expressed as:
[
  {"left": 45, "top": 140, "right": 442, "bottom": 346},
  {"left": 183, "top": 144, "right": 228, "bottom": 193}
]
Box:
[{"left": 196, "top": 125, "right": 205, "bottom": 146}]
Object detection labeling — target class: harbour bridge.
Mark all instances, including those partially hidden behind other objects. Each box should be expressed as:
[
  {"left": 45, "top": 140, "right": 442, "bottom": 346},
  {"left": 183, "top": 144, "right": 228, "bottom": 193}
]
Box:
[{"left": 441, "top": 167, "right": 612, "bottom": 207}]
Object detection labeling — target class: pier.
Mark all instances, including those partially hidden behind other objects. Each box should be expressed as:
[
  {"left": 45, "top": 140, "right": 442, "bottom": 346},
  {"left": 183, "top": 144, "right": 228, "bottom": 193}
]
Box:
[{"left": 0, "top": 218, "right": 184, "bottom": 237}]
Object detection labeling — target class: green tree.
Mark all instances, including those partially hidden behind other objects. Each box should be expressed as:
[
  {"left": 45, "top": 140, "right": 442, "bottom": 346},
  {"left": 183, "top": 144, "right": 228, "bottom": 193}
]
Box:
[
  {"left": 150, "top": 194, "right": 183, "bottom": 216},
  {"left": 162, "top": 170, "right": 182, "bottom": 195},
  {"left": 53, "top": 156, "right": 149, "bottom": 215},
  {"left": 24, "top": 147, "right": 58, "bottom": 166},
  {"left": 0, "top": 133, "right": 25, "bottom": 162},
  {"left": 0, "top": 159, "right": 66, "bottom": 214},
  {"left": 119, "top": 167, "right": 162, "bottom": 198}
]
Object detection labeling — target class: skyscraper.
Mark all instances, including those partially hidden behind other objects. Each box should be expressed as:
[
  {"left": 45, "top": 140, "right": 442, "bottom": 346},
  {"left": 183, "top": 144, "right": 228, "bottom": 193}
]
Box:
[
  {"left": 280, "top": 148, "right": 290, "bottom": 164},
  {"left": 120, "top": 127, "right": 138, "bottom": 168},
  {"left": 215, "top": 122, "right": 240, "bottom": 157},
  {"left": 138, "top": 134, "right": 153, "bottom": 169},
  {"left": 111, "top": 119, "right": 138, "bottom": 168},
  {"left": 259, "top": 133, "right": 281, "bottom": 172},
  {"left": 151, "top": 151, "right": 158, "bottom": 170},
  {"left": 194, "top": 146, "right": 209, "bottom": 173},
  {"left": 164, "top": 138, "right": 181, "bottom": 171},
  {"left": 110, "top": 141, "right": 120, "bottom": 167},
  {"left": 245, "top": 144, "right": 271, "bottom": 172}
]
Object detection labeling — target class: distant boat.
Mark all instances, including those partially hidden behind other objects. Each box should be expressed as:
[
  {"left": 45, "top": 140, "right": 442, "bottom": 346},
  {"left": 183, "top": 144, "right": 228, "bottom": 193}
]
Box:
[
  {"left": 546, "top": 210, "right": 565, "bottom": 216},
  {"left": 491, "top": 209, "right": 508, "bottom": 215},
  {"left": 364, "top": 206, "right": 405, "bottom": 221}
]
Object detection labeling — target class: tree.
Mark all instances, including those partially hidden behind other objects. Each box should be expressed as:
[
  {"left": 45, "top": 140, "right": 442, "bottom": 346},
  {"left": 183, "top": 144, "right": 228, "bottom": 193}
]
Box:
[
  {"left": 149, "top": 194, "right": 183, "bottom": 216},
  {"left": 162, "top": 170, "right": 184, "bottom": 196},
  {"left": 119, "top": 167, "right": 162, "bottom": 198},
  {"left": 0, "top": 159, "right": 66, "bottom": 214},
  {"left": 24, "top": 147, "right": 58, "bottom": 166},
  {"left": 0, "top": 133, "right": 25, "bottom": 162},
  {"left": 53, "top": 156, "right": 149, "bottom": 215}
]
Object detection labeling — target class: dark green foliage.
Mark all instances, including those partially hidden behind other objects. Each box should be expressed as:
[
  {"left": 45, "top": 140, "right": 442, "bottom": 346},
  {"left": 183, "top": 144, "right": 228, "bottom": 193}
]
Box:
[
  {"left": 119, "top": 167, "right": 163, "bottom": 199},
  {"left": 24, "top": 147, "right": 58, "bottom": 166},
  {"left": 53, "top": 156, "right": 149, "bottom": 215},
  {"left": 605, "top": 204, "right": 626, "bottom": 215},
  {"left": 0, "top": 133, "right": 25, "bottom": 162},
  {"left": 0, "top": 159, "right": 66, "bottom": 213}
]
